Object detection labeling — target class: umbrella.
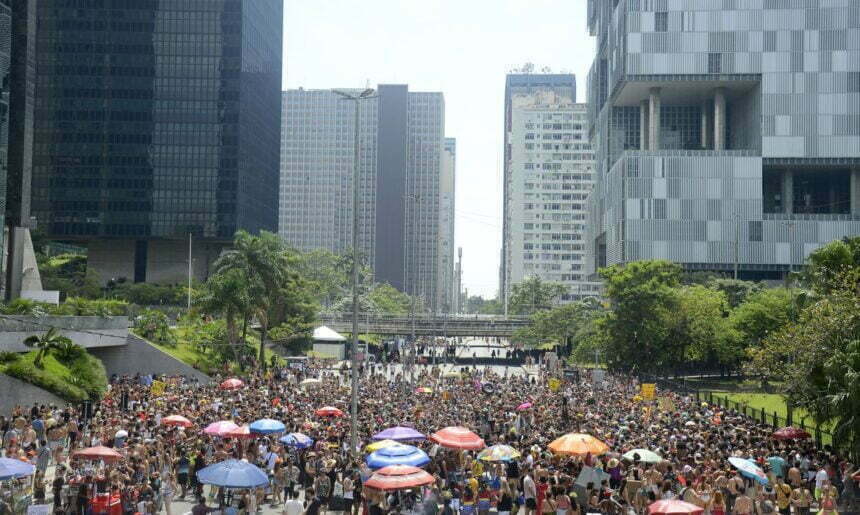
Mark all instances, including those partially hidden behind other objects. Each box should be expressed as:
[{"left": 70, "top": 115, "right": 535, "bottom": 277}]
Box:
[
  {"left": 249, "top": 419, "right": 286, "bottom": 434},
  {"left": 0, "top": 458, "right": 35, "bottom": 481},
  {"left": 648, "top": 500, "right": 704, "bottom": 515},
  {"left": 279, "top": 433, "right": 314, "bottom": 449},
  {"left": 219, "top": 378, "right": 243, "bottom": 390},
  {"left": 225, "top": 425, "right": 254, "bottom": 439},
  {"left": 477, "top": 444, "right": 522, "bottom": 462},
  {"left": 372, "top": 426, "right": 426, "bottom": 441},
  {"left": 300, "top": 378, "right": 322, "bottom": 387},
  {"left": 728, "top": 457, "right": 769, "bottom": 485},
  {"left": 442, "top": 371, "right": 461, "bottom": 378},
  {"left": 366, "top": 439, "right": 400, "bottom": 452},
  {"left": 428, "top": 427, "right": 485, "bottom": 450},
  {"left": 516, "top": 402, "right": 533, "bottom": 411},
  {"left": 315, "top": 406, "right": 345, "bottom": 417},
  {"left": 366, "top": 444, "right": 430, "bottom": 469},
  {"left": 196, "top": 459, "right": 269, "bottom": 488},
  {"left": 622, "top": 449, "right": 662, "bottom": 464},
  {"left": 204, "top": 421, "right": 240, "bottom": 437},
  {"left": 548, "top": 433, "right": 609, "bottom": 456},
  {"left": 772, "top": 427, "right": 811, "bottom": 440},
  {"left": 163, "top": 415, "right": 193, "bottom": 428},
  {"left": 114, "top": 430, "right": 128, "bottom": 439},
  {"left": 363, "top": 465, "right": 435, "bottom": 491},
  {"left": 415, "top": 387, "right": 433, "bottom": 394},
  {"left": 71, "top": 446, "right": 124, "bottom": 463}
]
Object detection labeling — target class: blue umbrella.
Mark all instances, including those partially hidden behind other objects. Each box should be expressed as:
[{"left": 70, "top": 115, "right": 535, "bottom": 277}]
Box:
[
  {"left": 372, "top": 426, "right": 426, "bottom": 441},
  {"left": 196, "top": 459, "right": 269, "bottom": 488},
  {"left": 249, "top": 418, "right": 286, "bottom": 435},
  {"left": 279, "top": 433, "right": 314, "bottom": 449},
  {"left": 728, "top": 457, "right": 769, "bottom": 485},
  {"left": 0, "top": 458, "right": 35, "bottom": 481},
  {"left": 366, "top": 444, "right": 430, "bottom": 469}
]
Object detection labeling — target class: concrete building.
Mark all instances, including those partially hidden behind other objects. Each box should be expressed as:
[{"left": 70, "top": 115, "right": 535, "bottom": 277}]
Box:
[
  {"left": 437, "top": 138, "right": 456, "bottom": 314},
  {"left": 28, "top": 0, "right": 284, "bottom": 285},
  {"left": 586, "top": 0, "right": 860, "bottom": 279},
  {"left": 280, "top": 85, "right": 449, "bottom": 310},
  {"left": 502, "top": 74, "right": 601, "bottom": 307}
]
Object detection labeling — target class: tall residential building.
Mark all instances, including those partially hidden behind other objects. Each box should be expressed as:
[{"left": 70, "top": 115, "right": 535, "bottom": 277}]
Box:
[
  {"left": 437, "top": 138, "right": 456, "bottom": 313},
  {"left": 586, "top": 1, "right": 860, "bottom": 279},
  {"left": 280, "top": 85, "right": 448, "bottom": 309},
  {"left": 29, "top": 0, "right": 283, "bottom": 284},
  {"left": 502, "top": 74, "right": 601, "bottom": 307}
]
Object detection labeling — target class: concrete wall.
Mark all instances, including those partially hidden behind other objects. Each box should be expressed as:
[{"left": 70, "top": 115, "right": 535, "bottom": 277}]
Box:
[
  {"left": 0, "top": 373, "right": 69, "bottom": 414},
  {"left": 90, "top": 334, "right": 211, "bottom": 383},
  {"left": 0, "top": 316, "right": 128, "bottom": 352},
  {"left": 88, "top": 239, "right": 223, "bottom": 285}
]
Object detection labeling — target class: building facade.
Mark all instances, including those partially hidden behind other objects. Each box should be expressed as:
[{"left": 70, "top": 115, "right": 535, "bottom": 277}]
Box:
[
  {"left": 29, "top": 0, "right": 283, "bottom": 284},
  {"left": 502, "top": 74, "right": 601, "bottom": 306},
  {"left": 586, "top": 0, "right": 860, "bottom": 279},
  {"left": 279, "top": 85, "right": 449, "bottom": 310},
  {"left": 437, "top": 137, "right": 456, "bottom": 313}
]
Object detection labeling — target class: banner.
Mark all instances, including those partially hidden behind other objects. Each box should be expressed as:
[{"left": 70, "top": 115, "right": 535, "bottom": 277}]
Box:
[
  {"left": 150, "top": 380, "right": 166, "bottom": 396},
  {"left": 657, "top": 396, "right": 676, "bottom": 412},
  {"left": 548, "top": 378, "right": 561, "bottom": 392},
  {"left": 640, "top": 383, "right": 656, "bottom": 400}
]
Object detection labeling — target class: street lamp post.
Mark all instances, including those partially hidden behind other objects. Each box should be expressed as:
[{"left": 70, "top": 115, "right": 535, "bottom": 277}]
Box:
[{"left": 333, "top": 88, "right": 376, "bottom": 458}]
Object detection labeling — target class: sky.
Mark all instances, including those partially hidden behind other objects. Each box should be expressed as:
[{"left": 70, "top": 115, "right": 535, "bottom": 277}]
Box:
[{"left": 283, "top": 0, "right": 595, "bottom": 298}]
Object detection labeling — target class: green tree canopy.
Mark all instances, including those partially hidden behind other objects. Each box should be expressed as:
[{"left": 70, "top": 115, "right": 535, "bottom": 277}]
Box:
[{"left": 508, "top": 276, "right": 566, "bottom": 315}]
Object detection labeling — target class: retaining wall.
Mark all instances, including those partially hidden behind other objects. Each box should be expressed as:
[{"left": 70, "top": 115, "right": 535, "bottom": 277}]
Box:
[
  {"left": 0, "top": 316, "right": 128, "bottom": 352},
  {"left": 90, "top": 334, "right": 211, "bottom": 383}
]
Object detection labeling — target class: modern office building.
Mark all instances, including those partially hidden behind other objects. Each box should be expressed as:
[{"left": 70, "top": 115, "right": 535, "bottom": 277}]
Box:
[
  {"left": 502, "top": 73, "right": 601, "bottom": 307},
  {"left": 28, "top": 0, "right": 283, "bottom": 284},
  {"left": 437, "top": 137, "right": 456, "bottom": 313},
  {"left": 0, "top": 0, "right": 11, "bottom": 254},
  {"left": 280, "top": 85, "right": 449, "bottom": 310},
  {"left": 586, "top": 1, "right": 860, "bottom": 279}
]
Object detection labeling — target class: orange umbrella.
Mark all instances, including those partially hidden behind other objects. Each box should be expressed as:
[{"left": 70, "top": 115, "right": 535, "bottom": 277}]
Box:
[
  {"left": 548, "top": 433, "right": 609, "bottom": 456},
  {"left": 428, "top": 427, "right": 485, "bottom": 450},
  {"left": 315, "top": 406, "right": 345, "bottom": 417},
  {"left": 162, "top": 415, "right": 192, "bottom": 428},
  {"left": 72, "top": 446, "right": 124, "bottom": 463},
  {"left": 363, "top": 465, "right": 436, "bottom": 491}
]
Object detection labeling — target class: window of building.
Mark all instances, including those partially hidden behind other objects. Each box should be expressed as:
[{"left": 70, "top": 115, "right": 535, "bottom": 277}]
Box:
[
  {"left": 655, "top": 12, "right": 668, "bottom": 32},
  {"left": 708, "top": 53, "right": 721, "bottom": 74}
]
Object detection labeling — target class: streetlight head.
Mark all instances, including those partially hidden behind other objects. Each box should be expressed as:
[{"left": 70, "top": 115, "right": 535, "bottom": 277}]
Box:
[
  {"left": 359, "top": 88, "right": 375, "bottom": 98},
  {"left": 332, "top": 89, "right": 353, "bottom": 99}
]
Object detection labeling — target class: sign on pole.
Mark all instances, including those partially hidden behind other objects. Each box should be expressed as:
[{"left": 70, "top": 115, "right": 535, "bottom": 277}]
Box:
[{"left": 640, "top": 383, "right": 656, "bottom": 400}]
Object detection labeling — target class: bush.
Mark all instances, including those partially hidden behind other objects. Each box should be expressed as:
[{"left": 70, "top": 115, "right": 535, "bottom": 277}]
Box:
[
  {"left": 53, "top": 341, "right": 86, "bottom": 363},
  {"left": 68, "top": 354, "right": 107, "bottom": 399},
  {"left": 0, "top": 298, "right": 50, "bottom": 316},
  {"left": 0, "top": 351, "right": 20, "bottom": 364},
  {"left": 5, "top": 359, "right": 89, "bottom": 402},
  {"left": 111, "top": 282, "right": 190, "bottom": 306},
  {"left": 134, "top": 309, "right": 176, "bottom": 346},
  {"left": 54, "top": 297, "right": 129, "bottom": 316}
]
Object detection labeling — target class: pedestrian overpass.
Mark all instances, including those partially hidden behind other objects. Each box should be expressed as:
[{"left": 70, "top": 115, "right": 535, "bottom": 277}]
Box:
[{"left": 318, "top": 314, "right": 531, "bottom": 337}]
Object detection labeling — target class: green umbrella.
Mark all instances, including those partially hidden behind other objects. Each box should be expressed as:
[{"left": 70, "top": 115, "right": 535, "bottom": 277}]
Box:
[{"left": 622, "top": 449, "right": 662, "bottom": 463}]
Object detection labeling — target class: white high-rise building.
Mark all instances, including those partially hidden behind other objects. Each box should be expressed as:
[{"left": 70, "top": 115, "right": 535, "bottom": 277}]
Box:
[
  {"left": 503, "top": 74, "right": 601, "bottom": 304},
  {"left": 437, "top": 138, "right": 456, "bottom": 313}
]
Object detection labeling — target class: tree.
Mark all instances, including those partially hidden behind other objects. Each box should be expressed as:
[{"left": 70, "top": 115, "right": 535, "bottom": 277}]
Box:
[
  {"left": 508, "top": 276, "right": 566, "bottom": 315},
  {"left": 705, "top": 277, "right": 763, "bottom": 308},
  {"left": 23, "top": 328, "right": 72, "bottom": 369},
  {"left": 366, "top": 283, "right": 411, "bottom": 315},
  {"left": 673, "top": 285, "right": 734, "bottom": 364},
  {"left": 513, "top": 300, "right": 605, "bottom": 350},
  {"left": 802, "top": 236, "right": 860, "bottom": 293},
  {"left": 727, "top": 288, "right": 798, "bottom": 363},
  {"left": 196, "top": 267, "right": 252, "bottom": 350}
]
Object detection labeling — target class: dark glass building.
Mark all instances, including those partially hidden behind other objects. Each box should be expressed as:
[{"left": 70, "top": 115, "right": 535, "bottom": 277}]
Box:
[{"left": 30, "top": 0, "right": 282, "bottom": 283}]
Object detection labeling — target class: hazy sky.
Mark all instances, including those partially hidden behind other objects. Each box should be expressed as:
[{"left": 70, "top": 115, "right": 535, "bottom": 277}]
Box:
[{"left": 283, "top": 0, "right": 595, "bottom": 298}]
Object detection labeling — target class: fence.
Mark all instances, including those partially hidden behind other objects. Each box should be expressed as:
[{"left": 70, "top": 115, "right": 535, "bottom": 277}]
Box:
[{"left": 637, "top": 373, "right": 840, "bottom": 454}]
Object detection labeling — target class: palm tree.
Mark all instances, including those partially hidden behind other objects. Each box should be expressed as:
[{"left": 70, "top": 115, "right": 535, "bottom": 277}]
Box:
[
  {"left": 23, "top": 328, "right": 72, "bottom": 369},
  {"left": 197, "top": 268, "right": 252, "bottom": 350}
]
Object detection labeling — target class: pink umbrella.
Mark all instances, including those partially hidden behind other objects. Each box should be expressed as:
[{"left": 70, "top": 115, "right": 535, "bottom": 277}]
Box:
[
  {"left": 225, "top": 425, "right": 255, "bottom": 439},
  {"left": 162, "top": 415, "right": 193, "bottom": 428},
  {"left": 203, "top": 421, "right": 240, "bottom": 437},
  {"left": 516, "top": 402, "right": 533, "bottom": 411},
  {"left": 219, "top": 378, "right": 243, "bottom": 390}
]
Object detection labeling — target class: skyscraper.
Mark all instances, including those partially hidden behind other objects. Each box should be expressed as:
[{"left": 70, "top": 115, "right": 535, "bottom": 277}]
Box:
[
  {"left": 502, "top": 73, "right": 600, "bottom": 308},
  {"left": 586, "top": 1, "right": 860, "bottom": 279},
  {"left": 437, "top": 138, "right": 456, "bottom": 313},
  {"left": 29, "top": 0, "right": 283, "bottom": 284},
  {"left": 280, "top": 85, "right": 448, "bottom": 309}
]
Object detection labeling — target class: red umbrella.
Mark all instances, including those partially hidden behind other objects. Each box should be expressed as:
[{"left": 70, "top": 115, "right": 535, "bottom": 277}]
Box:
[
  {"left": 72, "top": 446, "right": 124, "bottom": 463},
  {"left": 363, "top": 465, "right": 436, "bottom": 491},
  {"left": 315, "top": 406, "right": 345, "bottom": 417},
  {"left": 648, "top": 500, "right": 704, "bottom": 515},
  {"left": 428, "top": 426, "right": 485, "bottom": 450},
  {"left": 220, "top": 378, "right": 244, "bottom": 390},
  {"left": 162, "top": 415, "right": 192, "bottom": 428},
  {"left": 772, "top": 427, "right": 811, "bottom": 440},
  {"left": 225, "top": 425, "right": 255, "bottom": 439}
]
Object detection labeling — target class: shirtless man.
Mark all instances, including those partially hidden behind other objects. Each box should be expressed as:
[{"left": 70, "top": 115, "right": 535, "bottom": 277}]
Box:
[{"left": 733, "top": 491, "right": 754, "bottom": 515}]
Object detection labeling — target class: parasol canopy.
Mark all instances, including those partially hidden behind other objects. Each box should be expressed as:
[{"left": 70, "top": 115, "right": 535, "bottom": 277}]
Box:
[
  {"left": 315, "top": 406, "right": 345, "bottom": 417},
  {"left": 196, "top": 459, "right": 269, "bottom": 488},
  {"left": 279, "top": 433, "right": 314, "bottom": 449},
  {"left": 622, "top": 449, "right": 662, "bottom": 464},
  {"left": 162, "top": 415, "right": 192, "bottom": 428},
  {"left": 72, "top": 446, "right": 124, "bottom": 463},
  {"left": 249, "top": 419, "right": 286, "bottom": 434},
  {"left": 0, "top": 458, "right": 35, "bottom": 480},
  {"left": 477, "top": 444, "right": 522, "bottom": 462},
  {"left": 772, "top": 427, "right": 811, "bottom": 440},
  {"left": 548, "top": 433, "right": 609, "bottom": 456},
  {"left": 365, "top": 439, "right": 400, "bottom": 452},
  {"left": 204, "top": 421, "right": 240, "bottom": 437},
  {"left": 366, "top": 444, "right": 430, "bottom": 469},
  {"left": 442, "top": 371, "right": 461, "bottom": 378},
  {"left": 372, "top": 426, "right": 426, "bottom": 441},
  {"left": 415, "top": 387, "right": 433, "bottom": 394},
  {"left": 728, "top": 457, "right": 769, "bottom": 485},
  {"left": 219, "top": 378, "right": 244, "bottom": 390},
  {"left": 363, "top": 465, "right": 436, "bottom": 491},
  {"left": 648, "top": 500, "right": 705, "bottom": 515},
  {"left": 428, "top": 426, "right": 485, "bottom": 450},
  {"left": 300, "top": 378, "right": 322, "bottom": 387},
  {"left": 516, "top": 402, "right": 533, "bottom": 411},
  {"left": 225, "top": 425, "right": 254, "bottom": 439}
]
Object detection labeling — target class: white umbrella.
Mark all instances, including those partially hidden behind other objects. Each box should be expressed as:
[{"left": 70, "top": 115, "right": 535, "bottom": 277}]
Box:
[{"left": 115, "top": 430, "right": 129, "bottom": 439}]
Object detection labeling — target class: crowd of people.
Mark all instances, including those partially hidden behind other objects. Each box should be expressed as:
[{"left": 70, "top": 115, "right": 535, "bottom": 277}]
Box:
[{"left": 0, "top": 348, "right": 857, "bottom": 515}]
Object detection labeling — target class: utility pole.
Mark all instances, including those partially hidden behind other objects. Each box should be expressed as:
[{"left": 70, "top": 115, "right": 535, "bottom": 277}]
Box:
[{"left": 333, "top": 88, "right": 376, "bottom": 458}]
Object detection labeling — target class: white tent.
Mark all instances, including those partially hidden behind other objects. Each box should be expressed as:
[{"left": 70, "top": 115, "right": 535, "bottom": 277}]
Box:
[{"left": 312, "top": 326, "right": 346, "bottom": 342}]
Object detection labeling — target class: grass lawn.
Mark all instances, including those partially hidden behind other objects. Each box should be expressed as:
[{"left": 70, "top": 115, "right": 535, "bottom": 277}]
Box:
[{"left": 1, "top": 351, "right": 105, "bottom": 402}]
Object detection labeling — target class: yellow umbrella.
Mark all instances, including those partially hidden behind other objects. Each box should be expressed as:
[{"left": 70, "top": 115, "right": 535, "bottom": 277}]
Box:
[
  {"left": 365, "top": 439, "right": 399, "bottom": 452},
  {"left": 548, "top": 433, "right": 609, "bottom": 456},
  {"left": 442, "top": 371, "right": 461, "bottom": 378}
]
